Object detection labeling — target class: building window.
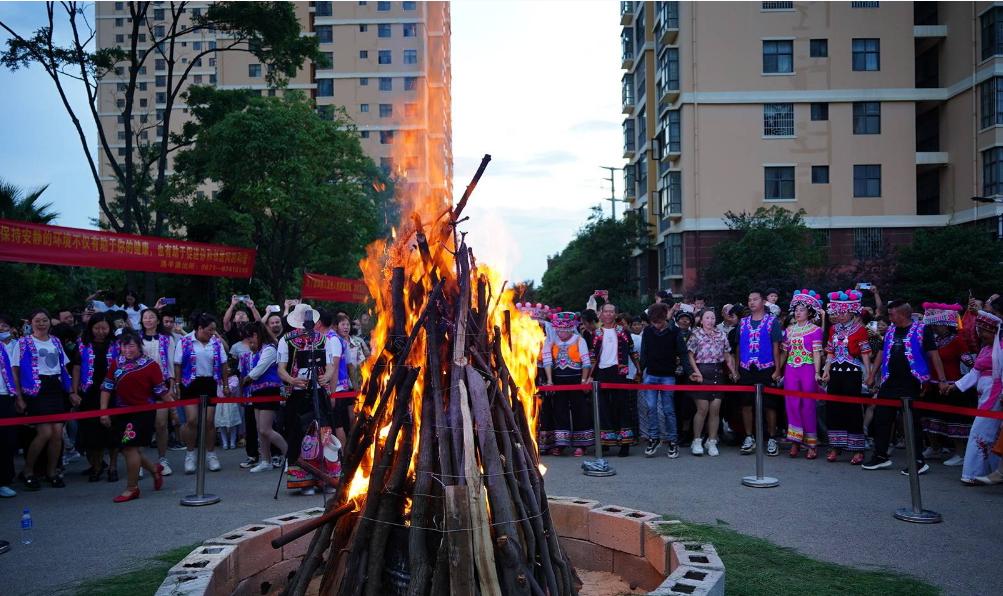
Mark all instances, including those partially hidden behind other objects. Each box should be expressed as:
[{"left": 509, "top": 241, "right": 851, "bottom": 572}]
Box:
[
  {"left": 403, "top": 49, "right": 417, "bottom": 64},
  {"left": 636, "top": 106, "right": 647, "bottom": 152},
  {"left": 763, "top": 103, "right": 794, "bottom": 136},
  {"left": 155, "top": 92, "right": 166, "bottom": 103},
  {"left": 360, "top": 103, "right": 369, "bottom": 113},
  {"left": 623, "top": 119, "right": 636, "bottom": 153},
  {"left": 666, "top": 110, "right": 681, "bottom": 153},
  {"left": 379, "top": 103, "right": 392, "bottom": 117},
  {"left": 154, "top": 25, "right": 165, "bottom": 37},
  {"left": 192, "top": 7, "right": 202, "bottom": 17},
  {"left": 983, "top": 8, "right": 1003, "bottom": 60},
  {"left": 115, "top": 34, "right": 124, "bottom": 44},
  {"left": 403, "top": 1, "right": 416, "bottom": 9},
  {"left": 378, "top": 24, "right": 391, "bottom": 38},
  {"left": 663, "top": 171, "right": 682, "bottom": 215},
  {"left": 379, "top": 77, "right": 392, "bottom": 91},
  {"left": 139, "top": 97, "right": 148, "bottom": 107},
  {"left": 624, "top": 167, "right": 636, "bottom": 198},
  {"left": 764, "top": 166, "right": 795, "bottom": 201},
  {"left": 114, "top": 1, "right": 123, "bottom": 9},
  {"left": 315, "top": 1, "right": 332, "bottom": 17},
  {"left": 359, "top": 24, "right": 368, "bottom": 32},
  {"left": 360, "top": 77, "right": 369, "bottom": 86},
  {"left": 658, "top": 47, "right": 679, "bottom": 93},
  {"left": 209, "top": 74, "right": 217, "bottom": 84},
  {"left": 853, "top": 164, "right": 882, "bottom": 197},
  {"left": 193, "top": 41, "right": 202, "bottom": 51},
  {"left": 404, "top": 102, "right": 417, "bottom": 117},
  {"left": 980, "top": 77, "right": 1003, "bottom": 129},
  {"left": 316, "top": 25, "right": 333, "bottom": 44},
  {"left": 194, "top": 74, "right": 203, "bottom": 84},
  {"left": 380, "top": 130, "right": 394, "bottom": 144},
  {"left": 156, "top": 75, "right": 166, "bottom": 87},
  {"left": 636, "top": 159, "right": 647, "bottom": 195},
  {"left": 404, "top": 76, "right": 417, "bottom": 90},
  {"left": 809, "top": 39, "right": 828, "bottom": 58},
  {"left": 659, "top": 1, "right": 679, "bottom": 29},
  {"left": 852, "top": 102, "right": 881, "bottom": 134},
  {"left": 762, "top": 2, "right": 794, "bottom": 9},
  {"left": 117, "top": 130, "right": 126, "bottom": 140},
  {"left": 666, "top": 234, "right": 683, "bottom": 277},
  {"left": 983, "top": 147, "right": 1003, "bottom": 195},
  {"left": 377, "top": 1, "right": 390, "bottom": 11},
  {"left": 851, "top": 1, "right": 879, "bottom": 7},
  {"left": 155, "top": 59, "right": 165, "bottom": 71},
  {"left": 852, "top": 38, "right": 880, "bottom": 71},
  {"left": 378, "top": 50, "right": 392, "bottom": 64},
  {"left": 359, "top": 50, "right": 368, "bottom": 59},
  {"left": 317, "top": 79, "right": 334, "bottom": 96},
  {"left": 361, "top": 130, "right": 370, "bottom": 138},
  {"left": 762, "top": 40, "right": 793, "bottom": 74},
  {"left": 853, "top": 228, "right": 883, "bottom": 260},
  {"left": 811, "top": 165, "right": 829, "bottom": 184},
  {"left": 248, "top": 64, "right": 262, "bottom": 78},
  {"left": 403, "top": 23, "right": 416, "bottom": 37},
  {"left": 115, "top": 17, "right": 123, "bottom": 27},
  {"left": 810, "top": 102, "right": 828, "bottom": 121}
]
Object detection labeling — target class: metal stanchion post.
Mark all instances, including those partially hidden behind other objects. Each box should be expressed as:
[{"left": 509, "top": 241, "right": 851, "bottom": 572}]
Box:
[
  {"left": 894, "top": 396, "right": 941, "bottom": 523},
  {"left": 742, "top": 384, "right": 779, "bottom": 488},
  {"left": 583, "top": 380, "right": 615, "bottom": 477},
  {"left": 181, "top": 393, "right": 221, "bottom": 507}
]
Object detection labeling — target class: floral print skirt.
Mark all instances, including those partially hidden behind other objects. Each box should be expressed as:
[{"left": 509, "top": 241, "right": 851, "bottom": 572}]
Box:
[{"left": 113, "top": 411, "right": 156, "bottom": 448}]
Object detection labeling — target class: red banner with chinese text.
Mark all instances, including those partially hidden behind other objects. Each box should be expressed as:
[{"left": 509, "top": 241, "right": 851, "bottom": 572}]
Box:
[
  {"left": 301, "top": 272, "right": 369, "bottom": 303},
  {"left": 0, "top": 219, "right": 255, "bottom": 278}
]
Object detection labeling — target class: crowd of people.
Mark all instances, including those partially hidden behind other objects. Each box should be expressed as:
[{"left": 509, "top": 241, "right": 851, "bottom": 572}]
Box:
[
  {"left": 532, "top": 286, "right": 1003, "bottom": 486},
  {"left": 0, "top": 292, "right": 371, "bottom": 502}
]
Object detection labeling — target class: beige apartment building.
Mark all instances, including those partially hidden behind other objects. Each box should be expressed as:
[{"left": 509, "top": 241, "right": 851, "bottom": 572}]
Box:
[
  {"left": 95, "top": 1, "right": 451, "bottom": 210},
  {"left": 622, "top": 1, "right": 1003, "bottom": 295}
]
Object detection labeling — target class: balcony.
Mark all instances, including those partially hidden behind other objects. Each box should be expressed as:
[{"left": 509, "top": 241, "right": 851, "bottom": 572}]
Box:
[
  {"left": 620, "top": 1, "right": 633, "bottom": 26},
  {"left": 913, "top": 25, "right": 947, "bottom": 38},
  {"left": 622, "top": 74, "right": 635, "bottom": 114},
  {"left": 622, "top": 38, "right": 635, "bottom": 70},
  {"left": 623, "top": 121, "right": 637, "bottom": 159},
  {"left": 657, "top": 24, "right": 678, "bottom": 46},
  {"left": 658, "top": 81, "right": 679, "bottom": 109},
  {"left": 916, "top": 152, "right": 949, "bottom": 166},
  {"left": 655, "top": 1, "right": 679, "bottom": 45}
]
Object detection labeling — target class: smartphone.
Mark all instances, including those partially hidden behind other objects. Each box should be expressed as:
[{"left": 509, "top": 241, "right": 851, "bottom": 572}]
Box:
[
  {"left": 856, "top": 282, "right": 873, "bottom": 290},
  {"left": 236, "top": 295, "right": 250, "bottom": 302},
  {"left": 163, "top": 298, "right": 176, "bottom": 305}
]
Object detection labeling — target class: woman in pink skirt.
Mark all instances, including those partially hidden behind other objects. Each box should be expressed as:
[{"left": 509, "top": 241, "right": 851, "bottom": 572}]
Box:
[{"left": 778, "top": 290, "right": 825, "bottom": 459}]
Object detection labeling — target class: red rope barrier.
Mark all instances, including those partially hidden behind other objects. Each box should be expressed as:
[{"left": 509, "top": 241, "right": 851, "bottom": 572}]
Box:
[
  {"left": 0, "top": 398, "right": 199, "bottom": 427},
  {"left": 600, "top": 382, "right": 755, "bottom": 392},
  {"left": 537, "top": 384, "right": 592, "bottom": 392},
  {"left": 762, "top": 387, "right": 900, "bottom": 408}
]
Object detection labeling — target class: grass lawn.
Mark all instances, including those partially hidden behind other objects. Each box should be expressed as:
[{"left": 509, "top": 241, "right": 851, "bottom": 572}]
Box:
[
  {"left": 74, "top": 543, "right": 199, "bottom": 596},
  {"left": 657, "top": 518, "right": 939, "bottom": 596}
]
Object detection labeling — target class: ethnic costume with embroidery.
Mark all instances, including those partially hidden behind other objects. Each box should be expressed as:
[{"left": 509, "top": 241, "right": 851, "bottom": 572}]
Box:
[
  {"left": 737, "top": 312, "right": 783, "bottom": 412},
  {"left": 539, "top": 312, "right": 594, "bottom": 451},
  {"left": 279, "top": 326, "right": 335, "bottom": 491},
  {"left": 955, "top": 312, "right": 1003, "bottom": 483},
  {"left": 824, "top": 291, "right": 871, "bottom": 451},
  {"left": 919, "top": 303, "right": 975, "bottom": 440},
  {"left": 590, "top": 324, "right": 639, "bottom": 446},
  {"left": 782, "top": 291, "right": 825, "bottom": 447},
  {"left": 102, "top": 355, "right": 169, "bottom": 448},
  {"left": 76, "top": 340, "right": 117, "bottom": 451}
]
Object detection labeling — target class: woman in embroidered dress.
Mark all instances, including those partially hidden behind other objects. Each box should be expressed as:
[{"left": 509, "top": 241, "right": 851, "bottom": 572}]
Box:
[
  {"left": 72, "top": 313, "right": 119, "bottom": 482},
  {"left": 11, "top": 308, "right": 73, "bottom": 490},
  {"left": 137, "top": 308, "right": 177, "bottom": 477},
  {"left": 324, "top": 313, "right": 355, "bottom": 446},
  {"left": 172, "top": 313, "right": 230, "bottom": 475},
  {"left": 946, "top": 311, "right": 1003, "bottom": 485},
  {"left": 820, "top": 290, "right": 872, "bottom": 464},
  {"left": 99, "top": 331, "right": 169, "bottom": 502},
  {"left": 239, "top": 322, "right": 288, "bottom": 474},
  {"left": 541, "top": 312, "right": 593, "bottom": 457},
  {"left": 778, "top": 290, "right": 825, "bottom": 459},
  {"left": 687, "top": 309, "right": 738, "bottom": 457},
  {"left": 919, "top": 303, "right": 973, "bottom": 467}
]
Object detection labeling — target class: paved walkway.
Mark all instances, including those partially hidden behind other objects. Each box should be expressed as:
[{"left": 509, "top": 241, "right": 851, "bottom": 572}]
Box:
[{"left": 1, "top": 444, "right": 1000, "bottom": 595}]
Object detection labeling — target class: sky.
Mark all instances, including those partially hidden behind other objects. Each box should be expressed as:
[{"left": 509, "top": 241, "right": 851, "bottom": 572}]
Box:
[{"left": 0, "top": 1, "right": 624, "bottom": 283}]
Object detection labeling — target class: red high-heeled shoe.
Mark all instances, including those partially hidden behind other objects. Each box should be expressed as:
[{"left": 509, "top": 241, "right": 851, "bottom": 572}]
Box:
[
  {"left": 153, "top": 464, "right": 164, "bottom": 491},
  {"left": 113, "top": 487, "right": 141, "bottom": 503},
  {"left": 789, "top": 444, "right": 800, "bottom": 458},
  {"left": 805, "top": 447, "right": 818, "bottom": 460},
  {"left": 826, "top": 449, "right": 839, "bottom": 462}
]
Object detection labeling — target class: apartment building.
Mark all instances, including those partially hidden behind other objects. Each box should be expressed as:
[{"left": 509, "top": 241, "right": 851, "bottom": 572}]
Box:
[
  {"left": 95, "top": 1, "right": 451, "bottom": 208},
  {"left": 621, "top": 1, "right": 1003, "bottom": 295}
]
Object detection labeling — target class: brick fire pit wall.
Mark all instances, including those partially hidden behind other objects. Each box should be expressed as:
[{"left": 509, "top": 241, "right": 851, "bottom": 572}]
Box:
[{"left": 156, "top": 499, "right": 725, "bottom": 596}]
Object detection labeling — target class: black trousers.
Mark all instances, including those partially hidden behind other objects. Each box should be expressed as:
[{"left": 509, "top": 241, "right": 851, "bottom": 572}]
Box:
[
  {"left": 0, "top": 394, "right": 16, "bottom": 486},
  {"left": 873, "top": 380, "right": 924, "bottom": 461},
  {"left": 595, "top": 366, "right": 637, "bottom": 446},
  {"left": 243, "top": 405, "right": 258, "bottom": 459}
]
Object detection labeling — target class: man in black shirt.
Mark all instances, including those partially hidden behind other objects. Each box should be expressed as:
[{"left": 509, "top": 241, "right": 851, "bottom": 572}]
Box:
[{"left": 863, "top": 301, "right": 948, "bottom": 473}]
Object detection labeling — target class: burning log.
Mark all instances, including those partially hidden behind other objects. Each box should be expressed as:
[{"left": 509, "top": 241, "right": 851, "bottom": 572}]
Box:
[{"left": 281, "top": 154, "right": 577, "bottom": 596}]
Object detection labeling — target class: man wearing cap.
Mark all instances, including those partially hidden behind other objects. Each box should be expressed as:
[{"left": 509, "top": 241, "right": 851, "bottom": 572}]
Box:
[
  {"left": 277, "top": 303, "right": 334, "bottom": 495},
  {"left": 864, "top": 300, "right": 949, "bottom": 474}
]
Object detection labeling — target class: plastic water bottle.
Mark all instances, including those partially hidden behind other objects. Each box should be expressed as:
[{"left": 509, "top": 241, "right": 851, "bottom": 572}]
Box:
[{"left": 20, "top": 509, "right": 32, "bottom": 545}]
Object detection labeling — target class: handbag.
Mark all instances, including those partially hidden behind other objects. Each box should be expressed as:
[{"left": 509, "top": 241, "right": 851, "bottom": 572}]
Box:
[{"left": 301, "top": 420, "right": 321, "bottom": 461}]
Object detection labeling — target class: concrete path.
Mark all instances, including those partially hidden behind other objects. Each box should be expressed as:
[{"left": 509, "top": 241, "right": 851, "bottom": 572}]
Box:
[{"left": 1, "top": 443, "right": 1000, "bottom": 595}]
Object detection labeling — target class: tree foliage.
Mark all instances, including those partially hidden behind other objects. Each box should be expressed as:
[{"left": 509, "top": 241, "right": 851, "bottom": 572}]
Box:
[
  {"left": 893, "top": 226, "right": 1003, "bottom": 305},
  {"left": 169, "top": 90, "right": 389, "bottom": 304},
  {"left": 538, "top": 208, "right": 645, "bottom": 313},
  {"left": 702, "top": 206, "right": 825, "bottom": 305}
]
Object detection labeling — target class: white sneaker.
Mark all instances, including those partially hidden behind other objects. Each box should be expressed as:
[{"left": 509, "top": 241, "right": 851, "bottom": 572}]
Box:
[
  {"left": 206, "top": 452, "right": 221, "bottom": 472},
  {"left": 159, "top": 457, "right": 173, "bottom": 477},
  {"left": 249, "top": 460, "right": 273, "bottom": 473},
  {"left": 271, "top": 456, "right": 283, "bottom": 468},
  {"left": 184, "top": 451, "right": 196, "bottom": 474},
  {"left": 943, "top": 454, "right": 964, "bottom": 467},
  {"left": 766, "top": 437, "right": 779, "bottom": 456},
  {"left": 0, "top": 486, "right": 16, "bottom": 498},
  {"left": 706, "top": 439, "right": 720, "bottom": 457},
  {"left": 690, "top": 440, "right": 704, "bottom": 456},
  {"left": 301, "top": 487, "right": 317, "bottom": 496},
  {"left": 922, "top": 446, "right": 938, "bottom": 459}
]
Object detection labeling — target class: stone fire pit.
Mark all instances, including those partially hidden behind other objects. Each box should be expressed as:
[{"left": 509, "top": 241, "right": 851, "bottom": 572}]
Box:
[{"left": 155, "top": 499, "right": 725, "bottom": 596}]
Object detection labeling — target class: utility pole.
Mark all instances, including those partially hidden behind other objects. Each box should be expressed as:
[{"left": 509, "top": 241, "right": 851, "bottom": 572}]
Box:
[{"left": 600, "top": 166, "right": 626, "bottom": 219}]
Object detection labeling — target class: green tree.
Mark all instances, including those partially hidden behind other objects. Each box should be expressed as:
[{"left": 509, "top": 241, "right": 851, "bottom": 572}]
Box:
[
  {"left": 702, "top": 206, "right": 825, "bottom": 305},
  {"left": 893, "top": 226, "right": 1003, "bottom": 305},
  {"left": 0, "top": 178, "right": 57, "bottom": 223},
  {"left": 169, "top": 90, "right": 387, "bottom": 303},
  {"left": 538, "top": 207, "right": 645, "bottom": 312},
  {"left": 1, "top": 1, "right": 320, "bottom": 237}
]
